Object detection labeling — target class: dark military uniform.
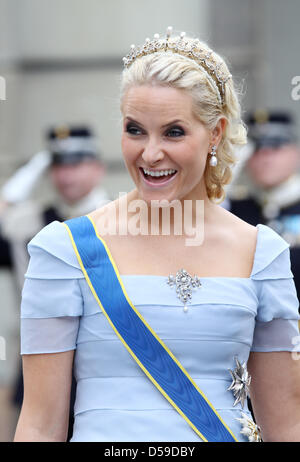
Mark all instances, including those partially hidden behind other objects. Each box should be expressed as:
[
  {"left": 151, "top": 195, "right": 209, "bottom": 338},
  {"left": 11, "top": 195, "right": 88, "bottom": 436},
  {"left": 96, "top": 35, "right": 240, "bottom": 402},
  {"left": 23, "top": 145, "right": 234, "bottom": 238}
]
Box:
[
  {"left": 0, "top": 231, "right": 12, "bottom": 268},
  {"left": 1, "top": 125, "right": 110, "bottom": 441},
  {"left": 230, "top": 191, "right": 300, "bottom": 300},
  {"left": 228, "top": 110, "right": 300, "bottom": 302},
  {"left": 228, "top": 111, "right": 300, "bottom": 427}
]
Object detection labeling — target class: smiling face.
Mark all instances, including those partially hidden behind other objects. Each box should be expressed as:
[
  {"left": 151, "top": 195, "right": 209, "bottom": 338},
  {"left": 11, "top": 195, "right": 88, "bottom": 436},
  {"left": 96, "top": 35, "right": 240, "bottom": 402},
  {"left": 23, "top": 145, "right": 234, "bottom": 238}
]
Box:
[
  {"left": 49, "top": 159, "right": 104, "bottom": 204},
  {"left": 246, "top": 144, "right": 300, "bottom": 189},
  {"left": 121, "top": 85, "right": 220, "bottom": 205}
]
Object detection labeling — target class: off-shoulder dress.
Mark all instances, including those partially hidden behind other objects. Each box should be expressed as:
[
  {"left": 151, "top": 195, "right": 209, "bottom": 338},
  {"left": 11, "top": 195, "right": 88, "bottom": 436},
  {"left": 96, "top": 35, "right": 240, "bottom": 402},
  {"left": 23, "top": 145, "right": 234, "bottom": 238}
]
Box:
[{"left": 20, "top": 219, "right": 300, "bottom": 442}]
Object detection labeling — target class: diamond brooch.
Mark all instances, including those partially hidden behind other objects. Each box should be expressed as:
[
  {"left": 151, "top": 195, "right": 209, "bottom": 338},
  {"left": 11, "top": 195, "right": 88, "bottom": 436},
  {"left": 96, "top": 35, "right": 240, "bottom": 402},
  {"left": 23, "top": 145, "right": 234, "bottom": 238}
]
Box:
[
  {"left": 227, "top": 357, "right": 251, "bottom": 408},
  {"left": 167, "top": 268, "right": 201, "bottom": 312}
]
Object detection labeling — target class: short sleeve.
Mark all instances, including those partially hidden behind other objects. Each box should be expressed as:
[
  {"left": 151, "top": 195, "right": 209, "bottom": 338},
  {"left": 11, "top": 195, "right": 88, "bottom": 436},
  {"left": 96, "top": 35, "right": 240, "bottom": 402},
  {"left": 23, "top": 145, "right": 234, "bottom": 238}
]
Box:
[
  {"left": 251, "top": 225, "right": 300, "bottom": 352},
  {"left": 20, "top": 221, "right": 84, "bottom": 354}
]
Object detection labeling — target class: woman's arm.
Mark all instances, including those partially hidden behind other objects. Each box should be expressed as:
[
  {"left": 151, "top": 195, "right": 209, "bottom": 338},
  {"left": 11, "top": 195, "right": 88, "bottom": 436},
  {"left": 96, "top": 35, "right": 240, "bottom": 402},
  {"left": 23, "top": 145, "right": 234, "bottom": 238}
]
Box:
[
  {"left": 248, "top": 351, "right": 300, "bottom": 442},
  {"left": 14, "top": 350, "right": 74, "bottom": 442}
]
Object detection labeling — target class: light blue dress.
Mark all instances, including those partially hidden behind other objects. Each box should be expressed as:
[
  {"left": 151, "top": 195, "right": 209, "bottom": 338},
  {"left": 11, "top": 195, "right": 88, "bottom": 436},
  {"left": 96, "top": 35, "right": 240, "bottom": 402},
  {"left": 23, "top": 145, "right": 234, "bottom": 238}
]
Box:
[{"left": 20, "top": 220, "right": 300, "bottom": 442}]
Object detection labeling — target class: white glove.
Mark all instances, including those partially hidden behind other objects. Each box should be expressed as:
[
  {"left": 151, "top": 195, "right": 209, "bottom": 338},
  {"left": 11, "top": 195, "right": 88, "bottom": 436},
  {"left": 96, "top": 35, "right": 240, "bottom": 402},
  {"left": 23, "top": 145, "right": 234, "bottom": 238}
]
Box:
[{"left": 1, "top": 150, "right": 51, "bottom": 203}]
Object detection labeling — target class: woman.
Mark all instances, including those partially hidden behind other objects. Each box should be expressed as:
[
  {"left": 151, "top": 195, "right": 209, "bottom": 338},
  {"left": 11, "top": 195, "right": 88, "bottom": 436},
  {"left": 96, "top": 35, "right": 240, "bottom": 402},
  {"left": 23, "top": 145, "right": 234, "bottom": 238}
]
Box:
[{"left": 14, "top": 27, "right": 300, "bottom": 442}]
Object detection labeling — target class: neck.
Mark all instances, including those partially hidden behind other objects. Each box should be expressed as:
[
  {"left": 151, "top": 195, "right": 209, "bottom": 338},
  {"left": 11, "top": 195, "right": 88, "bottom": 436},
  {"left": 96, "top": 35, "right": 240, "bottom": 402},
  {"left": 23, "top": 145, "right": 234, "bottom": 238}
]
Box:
[{"left": 120, "top": 185, "right": 217, "bottom": 240}]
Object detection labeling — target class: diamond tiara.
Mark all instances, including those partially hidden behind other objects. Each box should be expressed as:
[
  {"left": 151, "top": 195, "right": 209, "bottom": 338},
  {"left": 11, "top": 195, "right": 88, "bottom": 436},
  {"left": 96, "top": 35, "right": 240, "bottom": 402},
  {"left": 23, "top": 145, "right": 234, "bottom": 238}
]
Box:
[{"left": 122, "top": 26, "right": 232, "bottom": 106}]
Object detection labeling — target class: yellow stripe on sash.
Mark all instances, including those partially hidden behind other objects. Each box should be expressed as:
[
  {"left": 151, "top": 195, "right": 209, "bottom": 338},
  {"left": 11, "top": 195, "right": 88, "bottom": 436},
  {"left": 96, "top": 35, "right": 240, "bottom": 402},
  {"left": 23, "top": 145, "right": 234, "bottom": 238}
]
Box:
[{"left": 63, "top": 215, "right": 238, "bottom": 442}]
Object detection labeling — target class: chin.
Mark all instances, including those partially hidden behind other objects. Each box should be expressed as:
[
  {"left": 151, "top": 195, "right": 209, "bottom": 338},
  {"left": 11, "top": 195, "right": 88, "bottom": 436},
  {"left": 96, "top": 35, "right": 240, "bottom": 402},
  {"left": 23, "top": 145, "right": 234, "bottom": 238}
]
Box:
[
  {"left": 138, "top": 188, "right": 179, "bottom": 205},
  {"left": 59, "top": 190, "right": 82, "bottom": 204}
]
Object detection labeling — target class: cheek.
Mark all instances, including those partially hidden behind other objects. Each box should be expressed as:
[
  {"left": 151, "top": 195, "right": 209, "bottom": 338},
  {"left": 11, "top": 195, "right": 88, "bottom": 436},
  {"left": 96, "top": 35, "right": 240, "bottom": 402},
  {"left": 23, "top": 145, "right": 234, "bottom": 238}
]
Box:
[
  {"left": 247, "top": 157, "right": 262, "bottom": 173},
  {"left": 175, "top": 140, "right": 207, "bottom": 167},
  {"left": 80, "top": 166, "right": 100, "bottom": 187},
  {"left": 121, "top": 135, "right": 128, "bottom": 154},
  {"left": 121, "top": 136, "right": 140, "bottom": 162},
  {"left": 275, "top": 156, "right": 297, "bottom": 177},
  {"left": 49, "top": 169, "right": 63, "bottom": 185},
  {"left": 79, "top": 167, "right": 91, "bottom": 183}
]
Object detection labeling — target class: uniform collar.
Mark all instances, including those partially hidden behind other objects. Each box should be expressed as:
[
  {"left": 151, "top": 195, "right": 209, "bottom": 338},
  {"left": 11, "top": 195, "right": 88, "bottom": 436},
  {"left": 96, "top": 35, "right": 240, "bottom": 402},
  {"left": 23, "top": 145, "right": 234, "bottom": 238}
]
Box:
[
  {"left": 51, "top": 186, "right": 110, "bottom": 220},
  {"left": 249, "top": 173, "right": 300, "bottom": 219}
]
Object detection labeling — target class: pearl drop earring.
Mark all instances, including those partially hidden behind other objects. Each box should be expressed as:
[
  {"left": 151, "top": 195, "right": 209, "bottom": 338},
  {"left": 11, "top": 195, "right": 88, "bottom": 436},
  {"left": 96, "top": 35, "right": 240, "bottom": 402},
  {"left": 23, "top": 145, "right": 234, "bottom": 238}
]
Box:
[{"left": 209, "top": 145, "right": 218, "bottom": 167}]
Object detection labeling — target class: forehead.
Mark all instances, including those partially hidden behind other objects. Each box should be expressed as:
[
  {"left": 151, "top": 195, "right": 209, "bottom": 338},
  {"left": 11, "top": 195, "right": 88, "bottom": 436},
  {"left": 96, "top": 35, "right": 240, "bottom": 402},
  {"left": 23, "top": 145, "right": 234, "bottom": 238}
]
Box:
[{"left": 122, "top": 85, "right": 195, "bottom": 121}]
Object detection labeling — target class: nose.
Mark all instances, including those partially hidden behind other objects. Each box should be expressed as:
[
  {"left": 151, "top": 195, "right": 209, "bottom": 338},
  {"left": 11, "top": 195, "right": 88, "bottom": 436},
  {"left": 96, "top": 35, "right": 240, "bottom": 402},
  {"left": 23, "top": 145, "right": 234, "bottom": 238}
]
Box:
[
  {"left": 141, "top": 137, "right": 164, "bottom": 166},
  {"left": 54, "top": 164, "right": 77, "bottom": 181}
]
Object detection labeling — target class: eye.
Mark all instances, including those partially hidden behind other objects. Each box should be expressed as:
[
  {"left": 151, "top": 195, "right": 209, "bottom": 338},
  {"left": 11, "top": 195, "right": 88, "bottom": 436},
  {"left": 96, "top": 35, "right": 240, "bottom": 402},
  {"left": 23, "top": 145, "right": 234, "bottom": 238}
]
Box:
[
  {"left": 166, "top": 126, "right": 185, "bottom": 138},
  {"left": 125, "top": 123, "right": 143, "bottom": 136}
]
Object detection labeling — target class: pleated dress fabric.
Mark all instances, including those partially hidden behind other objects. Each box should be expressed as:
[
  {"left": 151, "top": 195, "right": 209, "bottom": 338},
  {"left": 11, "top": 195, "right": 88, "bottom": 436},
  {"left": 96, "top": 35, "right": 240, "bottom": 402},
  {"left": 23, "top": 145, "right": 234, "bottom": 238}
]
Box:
[{"left": 20, "top": 220, "right": 300, "bottom": 442}]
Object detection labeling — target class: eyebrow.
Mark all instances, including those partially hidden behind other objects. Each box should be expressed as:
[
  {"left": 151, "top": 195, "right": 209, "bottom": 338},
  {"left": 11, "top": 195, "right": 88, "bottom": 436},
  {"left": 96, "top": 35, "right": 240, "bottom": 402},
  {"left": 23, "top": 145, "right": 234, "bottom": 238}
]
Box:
[{"left": 124, "top": 117, "right": 187, "bottom": 129}]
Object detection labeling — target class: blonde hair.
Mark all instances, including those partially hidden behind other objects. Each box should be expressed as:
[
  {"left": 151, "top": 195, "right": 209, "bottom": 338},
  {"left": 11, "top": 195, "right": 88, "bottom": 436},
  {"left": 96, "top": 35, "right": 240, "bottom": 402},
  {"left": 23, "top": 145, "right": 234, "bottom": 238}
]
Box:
[{"left": 120, "top": 36, "right": 247, "bottom": 203}]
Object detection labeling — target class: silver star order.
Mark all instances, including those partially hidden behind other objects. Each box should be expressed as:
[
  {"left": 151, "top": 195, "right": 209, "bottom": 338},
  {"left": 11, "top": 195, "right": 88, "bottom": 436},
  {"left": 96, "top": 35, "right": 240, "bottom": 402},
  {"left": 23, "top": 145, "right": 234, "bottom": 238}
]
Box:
[
  {"left": 236, "top": 412, "right": 262, "bottom": 442},
  {"left": 227, "top": 357, "right": 251, "bottom": 408}
]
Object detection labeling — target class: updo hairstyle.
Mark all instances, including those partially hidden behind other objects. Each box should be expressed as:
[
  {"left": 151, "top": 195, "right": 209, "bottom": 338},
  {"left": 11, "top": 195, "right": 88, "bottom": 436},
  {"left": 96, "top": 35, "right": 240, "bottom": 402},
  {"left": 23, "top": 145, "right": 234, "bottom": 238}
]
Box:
[{"left": 120, "top": 35, "right": 247, "bottom": 203}]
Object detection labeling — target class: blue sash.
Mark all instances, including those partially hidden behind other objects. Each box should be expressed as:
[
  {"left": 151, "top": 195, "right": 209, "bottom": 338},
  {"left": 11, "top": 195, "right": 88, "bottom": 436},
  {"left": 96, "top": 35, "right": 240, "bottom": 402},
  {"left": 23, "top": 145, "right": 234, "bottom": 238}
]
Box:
[{"left": 64, "top": 215, "right": 238, "bottom": 442}]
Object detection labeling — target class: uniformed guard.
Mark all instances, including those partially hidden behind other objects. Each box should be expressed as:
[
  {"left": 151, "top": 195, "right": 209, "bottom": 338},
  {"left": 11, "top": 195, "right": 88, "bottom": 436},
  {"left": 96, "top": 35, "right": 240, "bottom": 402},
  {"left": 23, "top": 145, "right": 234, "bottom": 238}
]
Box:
[
  {"left": 0, "top": 124, "right": 111, "bottom": 440},
  {"left": 228, "top": 110, "right": 300, "bottom": 300},
  {"left": 1, "top": 125, "right": 110, "bottom": 289}
]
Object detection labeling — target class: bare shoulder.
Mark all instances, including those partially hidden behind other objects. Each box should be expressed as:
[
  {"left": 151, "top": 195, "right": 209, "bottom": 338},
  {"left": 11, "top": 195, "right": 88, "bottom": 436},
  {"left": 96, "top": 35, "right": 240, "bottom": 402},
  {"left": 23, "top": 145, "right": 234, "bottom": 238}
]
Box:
[
  {"left": 88, "top": 197, "right": 119, "bottom": 233},
  {"left": 212, "top": 205, "right": 258, "bottom": 256},
  {"left": 88, "top": 189, "right": 138, "bottom": 237},
  {"left": 212, "top": 207, "right": 258, "bottom": 276},
  {"left": 216, "top": 205, "right": 257, "bottom": 238}
]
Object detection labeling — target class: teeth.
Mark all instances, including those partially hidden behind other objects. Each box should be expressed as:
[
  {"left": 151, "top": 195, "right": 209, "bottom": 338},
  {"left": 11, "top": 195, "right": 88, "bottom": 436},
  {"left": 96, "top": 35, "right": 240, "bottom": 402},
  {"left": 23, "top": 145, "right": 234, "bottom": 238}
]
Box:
[{"left": 143, "top": 168, "right": 177, "bottom": 177}]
